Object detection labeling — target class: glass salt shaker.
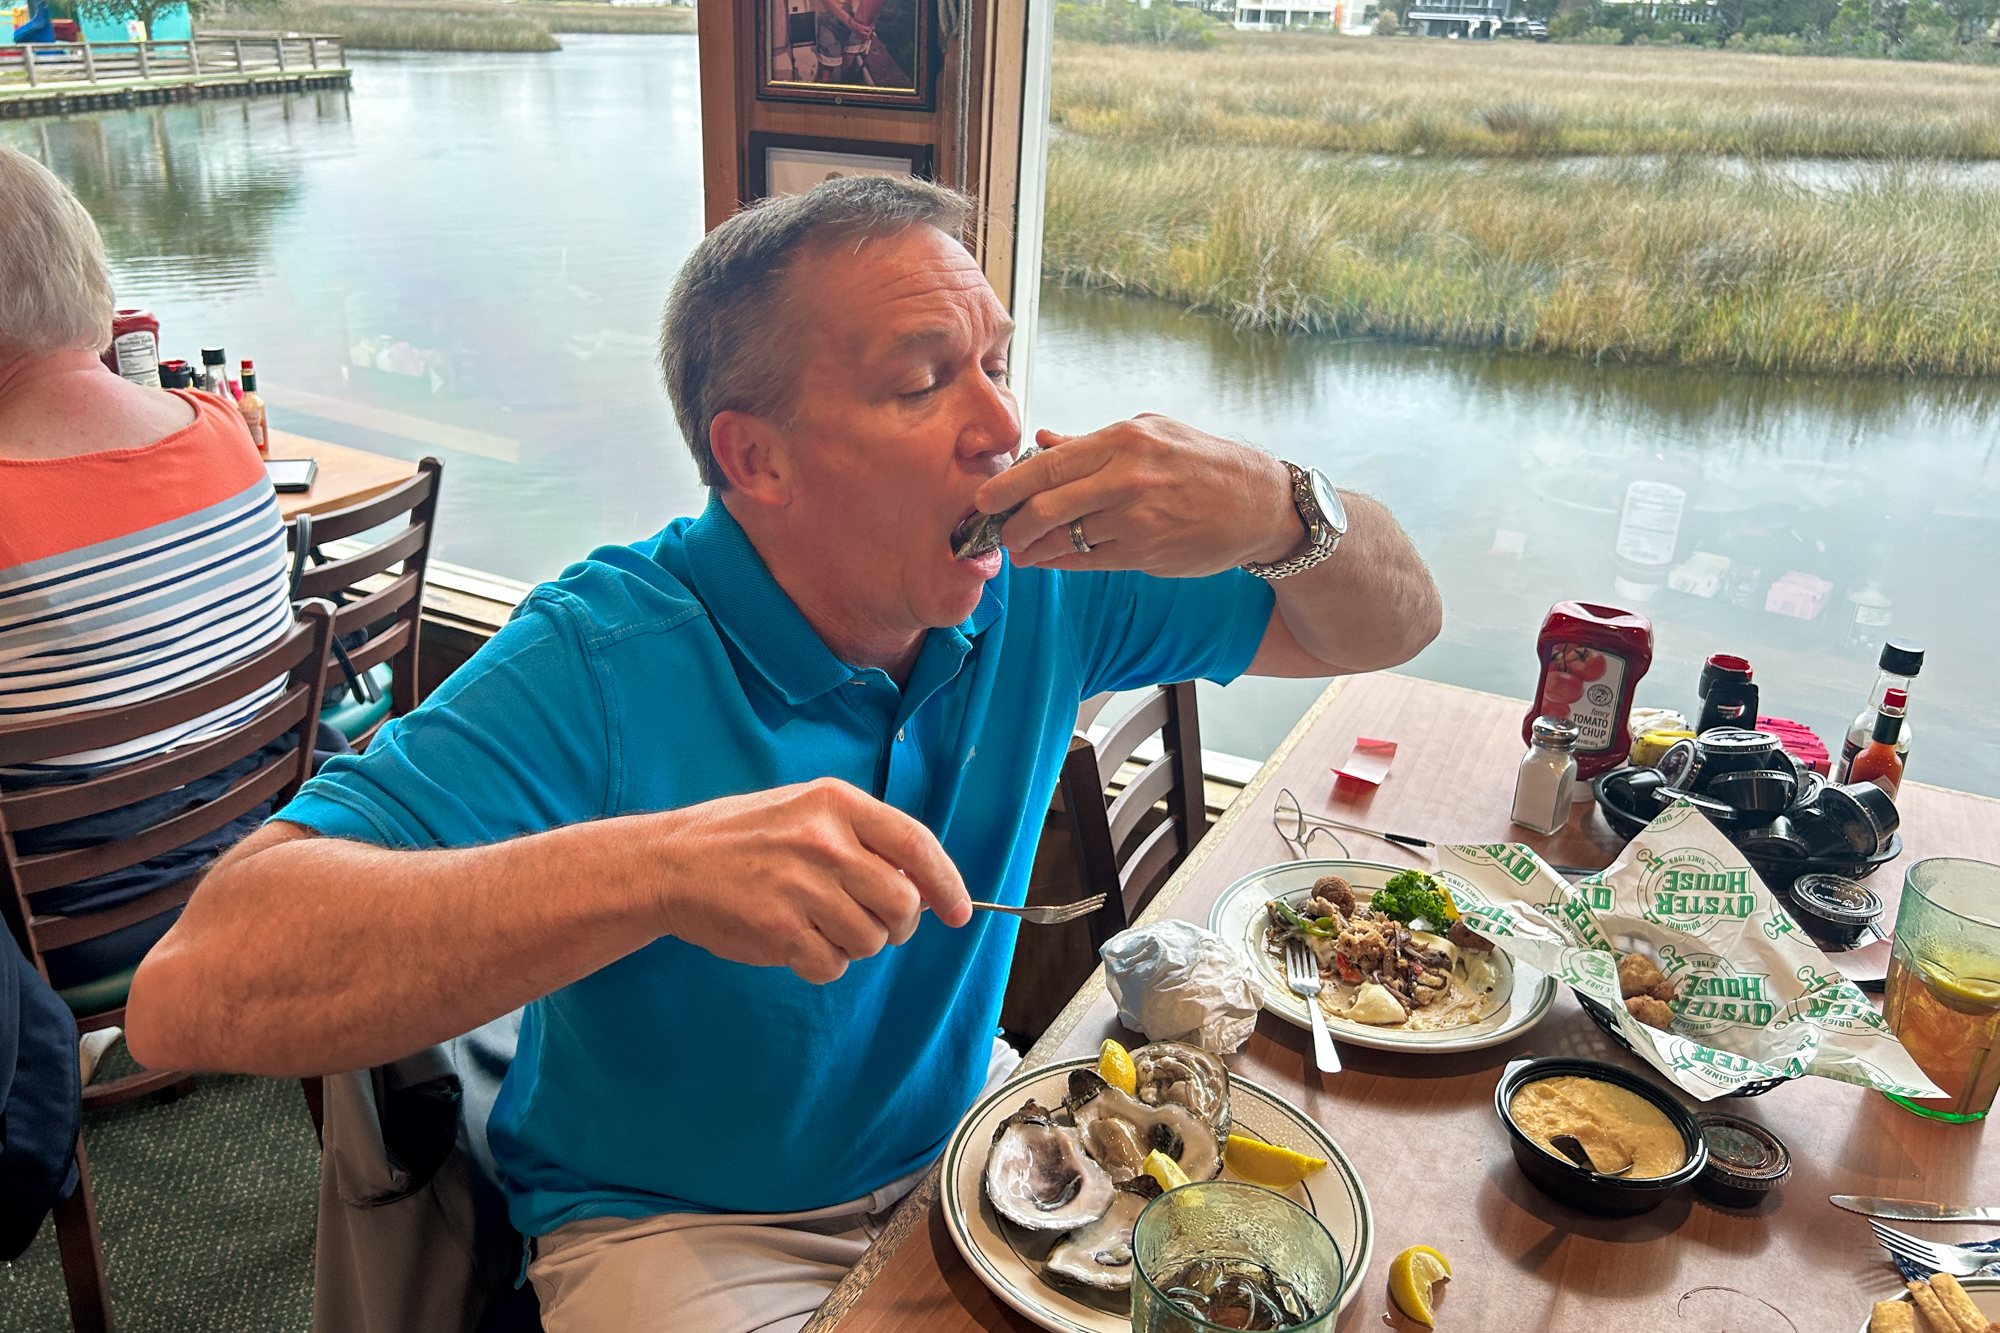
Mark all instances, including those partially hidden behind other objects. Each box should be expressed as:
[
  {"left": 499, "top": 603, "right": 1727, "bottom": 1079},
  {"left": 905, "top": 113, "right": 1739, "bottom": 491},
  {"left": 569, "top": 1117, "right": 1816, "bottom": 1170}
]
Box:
[{"left": 1511, "top": 716, "right": 1580, "bottom": 836}]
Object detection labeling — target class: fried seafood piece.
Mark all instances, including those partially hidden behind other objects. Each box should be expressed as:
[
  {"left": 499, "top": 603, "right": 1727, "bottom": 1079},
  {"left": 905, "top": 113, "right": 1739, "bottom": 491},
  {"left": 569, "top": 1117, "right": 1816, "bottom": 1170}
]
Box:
[
  {"left": 1448, "top": 919, "right": 1494, "bottom": 953},
  {"left": 1868, "top": 1301, "right": 1914, "bottom": 1333},
  {"left": 1617, "top": 954, "right": 1672, "bottom": 1001},
  {"left": 1311, "top": 875, "right": 1357, "bottom": 918},
  {"left": 1625, "top": 995, "right": 1675, "bottom": 1032},
  {"left": 1301, "top": 897, "right": 1347, "bottom": 928}
]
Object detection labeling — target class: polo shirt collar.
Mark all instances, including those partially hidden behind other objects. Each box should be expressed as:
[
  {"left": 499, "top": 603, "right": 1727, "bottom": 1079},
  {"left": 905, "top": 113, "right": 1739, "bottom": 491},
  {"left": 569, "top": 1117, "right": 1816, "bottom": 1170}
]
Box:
[{"left": 675, "top": 494, "right": 1011, "bottom": 707}]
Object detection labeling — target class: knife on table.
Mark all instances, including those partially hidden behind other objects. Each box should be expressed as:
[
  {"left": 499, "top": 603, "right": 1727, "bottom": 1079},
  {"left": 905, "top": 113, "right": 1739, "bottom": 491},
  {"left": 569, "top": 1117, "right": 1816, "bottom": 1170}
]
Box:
[{"left": 1832, "top": 1195, "right": 2000, "bottom": 1222}]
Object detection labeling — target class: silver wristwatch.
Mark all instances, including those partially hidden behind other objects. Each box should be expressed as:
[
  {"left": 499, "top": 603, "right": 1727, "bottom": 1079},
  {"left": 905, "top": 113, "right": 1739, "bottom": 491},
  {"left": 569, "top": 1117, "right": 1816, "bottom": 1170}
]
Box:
[{"left": 1242, "top": 463, "right": 1347, "bottom": 580}]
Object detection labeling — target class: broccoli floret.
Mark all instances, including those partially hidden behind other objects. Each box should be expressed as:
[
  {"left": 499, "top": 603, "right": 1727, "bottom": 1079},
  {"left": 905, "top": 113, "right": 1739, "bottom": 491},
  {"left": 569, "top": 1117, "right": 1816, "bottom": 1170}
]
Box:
[{"left": 1370, "top": 871, "right": 1460, "bottom": 931}]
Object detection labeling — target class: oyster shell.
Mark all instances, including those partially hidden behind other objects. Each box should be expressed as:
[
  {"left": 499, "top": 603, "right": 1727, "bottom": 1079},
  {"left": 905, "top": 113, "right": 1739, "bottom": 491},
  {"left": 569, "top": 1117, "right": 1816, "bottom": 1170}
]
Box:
[
  {"left": 1065, "top": 1068, "right": 1223, "bottom": 1184},
  {"left": 950, "top": 445, "right": 1039, "bottom": 560},
  {"left": 1129, "top": 1041, "right": 1232, "bottom": 1135},
  {"left": 983, "top": 1100, "right": 1117, "bottom": 1232},
  {"left": 1042, "top": 1185, "right": 1152, "bottom": 1291}
]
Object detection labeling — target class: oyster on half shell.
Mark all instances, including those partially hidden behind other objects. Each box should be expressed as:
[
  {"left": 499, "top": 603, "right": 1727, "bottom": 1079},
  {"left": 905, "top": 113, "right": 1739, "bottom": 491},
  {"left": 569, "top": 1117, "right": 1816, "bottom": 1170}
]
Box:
[
  {"left": 1042, "top": 1179, "right": 1159, "bottom": 1291},
  {"left": 1130, "top": 1041, "right": 1232, "bottom": 1134},
  {"left": 1065, "top": 1068, "right": 1223, "bottom": 1184},
  {"left": 982, "top": 1100, "right": 1117, "bottom": 1232}
]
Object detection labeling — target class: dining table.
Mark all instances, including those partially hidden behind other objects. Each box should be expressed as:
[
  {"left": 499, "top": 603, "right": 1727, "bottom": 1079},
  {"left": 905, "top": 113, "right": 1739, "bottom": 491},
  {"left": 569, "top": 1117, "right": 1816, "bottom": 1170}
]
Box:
[
  {"left": 268, "top": 430, "right": 420, "bottom": 521},
  {"left": 804, "top": 671, "right": 2000, "bottom": 1333}
]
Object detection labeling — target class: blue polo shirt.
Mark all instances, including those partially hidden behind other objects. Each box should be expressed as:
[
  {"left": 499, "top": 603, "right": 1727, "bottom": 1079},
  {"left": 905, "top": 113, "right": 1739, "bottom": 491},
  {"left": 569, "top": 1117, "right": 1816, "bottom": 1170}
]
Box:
[{"left": 276, "top": 495, "right": 1273, "bottom": 1237}]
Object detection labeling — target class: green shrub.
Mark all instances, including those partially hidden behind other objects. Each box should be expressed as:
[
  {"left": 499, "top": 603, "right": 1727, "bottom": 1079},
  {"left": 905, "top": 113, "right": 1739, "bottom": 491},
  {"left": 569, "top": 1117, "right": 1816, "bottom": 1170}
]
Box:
[{"left": 1054, "top": 0, "right": 1217, "bottom": 48}]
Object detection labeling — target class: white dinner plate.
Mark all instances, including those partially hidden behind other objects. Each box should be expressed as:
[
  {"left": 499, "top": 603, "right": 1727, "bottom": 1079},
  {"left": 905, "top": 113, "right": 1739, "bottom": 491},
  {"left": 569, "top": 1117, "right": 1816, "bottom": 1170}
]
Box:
[
  {"left": 941, "top": 1058, "right": 1375, "bottom": 1333},
  {"left": 1856, "top": 1273, "right": 2000, "bottom": 1331},
  {"left": 1208, "top": 859, "right": 1557, "bottom": 1054}
]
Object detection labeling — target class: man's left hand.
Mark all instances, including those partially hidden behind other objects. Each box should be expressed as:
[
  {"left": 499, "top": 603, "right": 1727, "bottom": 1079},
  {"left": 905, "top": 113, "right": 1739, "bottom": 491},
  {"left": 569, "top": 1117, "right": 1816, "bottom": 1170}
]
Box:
[{"left": 975, "top": 417, "right": 1304, "bottom": 578}]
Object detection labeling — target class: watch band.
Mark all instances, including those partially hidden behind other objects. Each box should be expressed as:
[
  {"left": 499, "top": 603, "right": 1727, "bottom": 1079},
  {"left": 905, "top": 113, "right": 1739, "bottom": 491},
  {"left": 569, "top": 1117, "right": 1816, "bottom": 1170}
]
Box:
[{"left": 1242, "top": 462, "right": 1341, "bottom": 580}]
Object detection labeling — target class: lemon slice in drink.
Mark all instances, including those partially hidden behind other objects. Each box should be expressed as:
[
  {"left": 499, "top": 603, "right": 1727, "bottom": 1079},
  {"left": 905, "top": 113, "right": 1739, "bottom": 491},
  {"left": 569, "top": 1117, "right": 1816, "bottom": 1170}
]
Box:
[
  {"left": 1919, "top": 960, "right": 2000, "bottom": 1015},
  {"left": 1222, "top": 1135, "right": 1327, "bottom": 1190},
  {"left": 1099, "top": 1039, "right": 1139, "bottom": 1096},
  {"left": 1388, "top": 1245, "right": 1451, "bottom": 1326},
  {"left": 1142, "top": 1149, "right": 1191, "bottom": 1193}
]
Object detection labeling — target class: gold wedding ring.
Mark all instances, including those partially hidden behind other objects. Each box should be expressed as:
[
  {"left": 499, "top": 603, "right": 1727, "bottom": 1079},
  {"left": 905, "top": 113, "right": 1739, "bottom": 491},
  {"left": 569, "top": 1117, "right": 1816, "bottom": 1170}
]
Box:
[{"left": 1069, "top": 518, "right": 1092, "bottom": 553}]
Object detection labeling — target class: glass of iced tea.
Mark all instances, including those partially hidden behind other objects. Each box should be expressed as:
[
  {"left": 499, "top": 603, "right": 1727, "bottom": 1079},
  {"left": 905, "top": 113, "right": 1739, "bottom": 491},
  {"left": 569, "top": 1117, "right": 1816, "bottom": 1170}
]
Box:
[
  {"left": 1130, "top": 1181, "right": 1342, "bottom": 1333},
  {"left": 1883, "top": 858, "right": 2000, "bottom": 1122}
]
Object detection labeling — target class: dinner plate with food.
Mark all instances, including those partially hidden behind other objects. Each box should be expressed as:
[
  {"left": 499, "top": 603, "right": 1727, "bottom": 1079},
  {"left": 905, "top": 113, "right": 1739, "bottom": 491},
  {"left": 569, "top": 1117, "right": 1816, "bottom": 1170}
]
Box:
[
  {"left": 1208, "top": 860, "right": 1558, "bottom": 1053},
  {"left": 941, "top": 1040, "right": 1374, "bottom": 1333}
]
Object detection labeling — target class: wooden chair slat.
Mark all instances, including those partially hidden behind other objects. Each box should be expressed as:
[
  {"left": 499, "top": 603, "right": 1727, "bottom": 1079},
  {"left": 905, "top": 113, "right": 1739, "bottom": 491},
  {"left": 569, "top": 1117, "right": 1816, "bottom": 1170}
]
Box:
[
  {"left": 1075, "top": 692, "right": 1115, "bottom": 733},
  {"left": 1096, "top": 689, "right": 1172, "bottom": 789},
  {"left": 30, "top": 874, "right": 200, "bottom": 952},
  {"left": 1118, "top": 817, "right": 1181, "bottom": 919},
  {"left": 327, "top": 570, "right": 418, "bottom": 641},
  {"left": 294, "top": 465, "right": 437, "bottom": 545},
  {"left": 331, "top": 618, "right": 411, "bottom": 683},
  {"left": 15, "top": 747, "right": 299, "bottom": 898},
  {"left": 294, "top": 521, "right": 425, "bottom": 601},
  {"left": 0, "top": 686, "right": 307, "bottom": 833},
  {"left": 0, "top": 616, "right": 320, "bottom": 766},
  {"left": 1106, "top": 753, "right": 1177, "bottom": 852}
]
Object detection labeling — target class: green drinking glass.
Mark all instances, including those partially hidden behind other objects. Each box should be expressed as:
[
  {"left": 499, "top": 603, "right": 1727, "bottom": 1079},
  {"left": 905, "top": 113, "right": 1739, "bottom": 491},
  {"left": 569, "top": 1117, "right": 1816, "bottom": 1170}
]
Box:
[
  {"left": 1882, "top": 858, "right": 2000, "bottom": 1122},
  {"left": 1130, "top": 1181, "right": 1343, "bottom": 1333}
]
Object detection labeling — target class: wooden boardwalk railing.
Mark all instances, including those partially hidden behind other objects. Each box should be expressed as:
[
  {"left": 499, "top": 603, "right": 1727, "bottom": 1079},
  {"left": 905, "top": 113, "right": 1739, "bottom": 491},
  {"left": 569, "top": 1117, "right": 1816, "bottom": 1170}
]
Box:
[{"left": 0, "top": 33, "right": 345, "bottom": 89}]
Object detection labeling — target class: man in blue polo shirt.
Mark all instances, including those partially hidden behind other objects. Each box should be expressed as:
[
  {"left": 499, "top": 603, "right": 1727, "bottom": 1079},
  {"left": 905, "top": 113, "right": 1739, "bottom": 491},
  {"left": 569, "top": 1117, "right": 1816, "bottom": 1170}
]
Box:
[{"left": 128, "top": 178, "right": 1440, "bottom": 1332}]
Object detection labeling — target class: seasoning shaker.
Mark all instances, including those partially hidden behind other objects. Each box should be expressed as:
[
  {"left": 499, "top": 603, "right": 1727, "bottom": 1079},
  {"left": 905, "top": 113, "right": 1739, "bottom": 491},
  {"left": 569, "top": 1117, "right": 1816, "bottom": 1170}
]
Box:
[{"left": 1512, "top": 716, "right": 1580, "bottom": 837}]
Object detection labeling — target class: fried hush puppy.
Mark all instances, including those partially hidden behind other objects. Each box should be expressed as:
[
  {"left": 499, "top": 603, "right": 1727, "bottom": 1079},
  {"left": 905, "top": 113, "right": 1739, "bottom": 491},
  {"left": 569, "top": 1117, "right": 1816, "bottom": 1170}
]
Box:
[
  {"left": 1616, "top": 953, "right": 1677, "bottom": 1003},
  {"left": 1624, "top": 995, "right": 1675, "bottom": 1032}
]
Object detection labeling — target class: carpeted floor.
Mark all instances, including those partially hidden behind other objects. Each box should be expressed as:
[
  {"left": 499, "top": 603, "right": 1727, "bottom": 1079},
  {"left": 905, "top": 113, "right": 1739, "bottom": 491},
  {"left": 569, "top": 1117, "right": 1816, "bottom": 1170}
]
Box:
[{"left": 0, "top": 1043, "right": 318, "bottom": 1333}]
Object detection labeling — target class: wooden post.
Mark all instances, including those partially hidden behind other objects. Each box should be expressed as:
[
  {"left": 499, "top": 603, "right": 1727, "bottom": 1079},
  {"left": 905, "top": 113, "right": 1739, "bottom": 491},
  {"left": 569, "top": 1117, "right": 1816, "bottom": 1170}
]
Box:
[
  {"left": 307, "top": 35, "right": 319, "bottom": 68},
  {"left": 187, "top": 36, "right": 200, "bottom": 76},
  {"left": 136, "top": 39, "right": 150, "bottom": 79},
  {"left": 81, "top": 40, "right": 96, "bottom": 82},
  {"left": 23, "top": 44, "right": 35, "bottom": 86},
  {"left": 233, "top": 36, "right": 243, "bottom": 73},
  {"left": 274, "top": 34, "right": 286, "bottom": 71}
]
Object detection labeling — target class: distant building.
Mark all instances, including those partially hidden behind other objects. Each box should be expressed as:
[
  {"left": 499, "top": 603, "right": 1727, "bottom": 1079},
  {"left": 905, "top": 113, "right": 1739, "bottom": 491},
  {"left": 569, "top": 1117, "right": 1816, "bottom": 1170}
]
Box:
[
  {"left": 1233, "top": 0, "right": 1375, "bottom": 32},
  {"left": 1400, "top": 0, "right": 1509, "bottom": 36}
]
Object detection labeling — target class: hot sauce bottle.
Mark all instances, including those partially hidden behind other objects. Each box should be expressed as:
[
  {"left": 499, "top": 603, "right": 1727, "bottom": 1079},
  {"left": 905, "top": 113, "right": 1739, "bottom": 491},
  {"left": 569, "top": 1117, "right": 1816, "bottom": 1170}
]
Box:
[
  {"left": 1847, "top": 688, "right": 1907, "bottom": 800},
  {"left": 1523, "top": 602, "right": 1655, "bottom": 785}
]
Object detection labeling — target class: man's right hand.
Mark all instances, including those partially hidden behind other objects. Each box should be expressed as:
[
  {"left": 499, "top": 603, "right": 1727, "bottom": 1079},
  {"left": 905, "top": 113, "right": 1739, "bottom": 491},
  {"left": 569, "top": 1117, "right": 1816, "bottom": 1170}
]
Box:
[{"left": 651, "top": 778, "right": 970, "bottom": 985}]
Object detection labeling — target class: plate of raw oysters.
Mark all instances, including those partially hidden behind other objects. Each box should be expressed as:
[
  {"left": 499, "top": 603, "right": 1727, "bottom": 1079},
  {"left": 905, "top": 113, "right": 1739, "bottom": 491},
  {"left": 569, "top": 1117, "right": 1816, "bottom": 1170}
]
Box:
[{"left": 941, "top": 1041, "right": 1373, "bottom": 1333}]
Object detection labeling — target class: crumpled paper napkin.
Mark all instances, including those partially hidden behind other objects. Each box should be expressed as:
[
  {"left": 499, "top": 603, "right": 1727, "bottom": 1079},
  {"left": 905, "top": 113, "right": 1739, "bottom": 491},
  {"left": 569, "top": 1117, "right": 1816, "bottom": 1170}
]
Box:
[{"left": 1101, "top": 919, "right": 1265, "bottom": 1053}]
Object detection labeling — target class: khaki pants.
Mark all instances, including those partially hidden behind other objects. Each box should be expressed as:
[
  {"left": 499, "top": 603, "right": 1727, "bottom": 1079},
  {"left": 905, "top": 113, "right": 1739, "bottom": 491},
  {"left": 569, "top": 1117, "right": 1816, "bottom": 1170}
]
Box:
[{"left": 526, "top": 1037, "right": 1021, "bottom": 1333}]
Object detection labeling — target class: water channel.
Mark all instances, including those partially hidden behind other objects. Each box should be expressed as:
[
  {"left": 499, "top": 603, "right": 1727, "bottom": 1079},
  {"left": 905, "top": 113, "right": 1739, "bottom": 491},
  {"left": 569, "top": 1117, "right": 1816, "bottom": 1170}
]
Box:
[{"left": 8, "top": 34, "right": 1997, "bottom": 796}]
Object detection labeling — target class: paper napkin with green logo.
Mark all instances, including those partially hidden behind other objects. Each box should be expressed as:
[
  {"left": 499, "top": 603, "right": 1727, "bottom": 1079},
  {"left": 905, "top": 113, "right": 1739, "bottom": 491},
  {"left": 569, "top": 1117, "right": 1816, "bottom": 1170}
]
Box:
[{"left": 1433, "top": 802, "right": 1942, "bottom": 1101}]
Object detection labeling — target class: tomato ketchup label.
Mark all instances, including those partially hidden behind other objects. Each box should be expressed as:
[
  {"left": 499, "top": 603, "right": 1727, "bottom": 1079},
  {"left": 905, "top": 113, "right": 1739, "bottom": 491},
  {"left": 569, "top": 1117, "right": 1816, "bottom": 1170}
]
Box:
[
  {"left": 1542, "top": 642, "right": 1626, "bottom": 754},
  {"left": 1524, "top": 601, "right": 1654, "bottom": 783}
]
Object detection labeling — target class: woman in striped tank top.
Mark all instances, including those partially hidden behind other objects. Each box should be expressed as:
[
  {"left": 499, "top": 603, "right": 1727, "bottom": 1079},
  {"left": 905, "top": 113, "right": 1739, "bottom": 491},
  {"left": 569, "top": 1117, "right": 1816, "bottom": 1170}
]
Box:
[{"left": 1, "top": 146, "right": 302, "bottom": 1003}]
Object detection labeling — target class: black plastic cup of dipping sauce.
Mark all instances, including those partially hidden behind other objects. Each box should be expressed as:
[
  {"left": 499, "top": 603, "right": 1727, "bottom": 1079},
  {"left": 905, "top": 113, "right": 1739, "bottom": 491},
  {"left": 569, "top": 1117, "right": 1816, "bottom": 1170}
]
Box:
[{"left": 1495, "top": 1057, "right": 1709, "bottom": 1217}]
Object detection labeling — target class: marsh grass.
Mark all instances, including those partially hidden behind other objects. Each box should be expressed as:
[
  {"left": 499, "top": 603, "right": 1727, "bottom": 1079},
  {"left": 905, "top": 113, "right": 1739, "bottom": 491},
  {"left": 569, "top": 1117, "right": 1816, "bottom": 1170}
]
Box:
[
  {"left": 1041, "top": 139, "right": 2000, "bottom": 375},
  {"left": 1051, "top": 36, "right": 2000, "bottom": 158},
  {"left": 215, "top": 1, "right": 691, "bottom": 51}
]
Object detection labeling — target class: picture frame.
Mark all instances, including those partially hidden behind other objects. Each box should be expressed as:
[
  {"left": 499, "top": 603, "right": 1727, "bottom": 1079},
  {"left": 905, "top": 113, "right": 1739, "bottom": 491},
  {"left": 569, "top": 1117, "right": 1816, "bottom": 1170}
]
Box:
[
  {"left": 755, "top": 0, "right": 935, "bottom": 110},
  {"left": 748, "top": 132, "right": 935, "bottom": 201}
]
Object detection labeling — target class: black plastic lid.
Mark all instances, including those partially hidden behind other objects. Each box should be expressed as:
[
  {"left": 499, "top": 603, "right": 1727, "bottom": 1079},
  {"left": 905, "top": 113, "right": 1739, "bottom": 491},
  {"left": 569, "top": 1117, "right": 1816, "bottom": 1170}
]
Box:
[
  {"left": 1698, "top": 728, "right": 1781, "bottom": 756},
  {"left": 1879, "top": 639, "right": 1925, "bottom": 676},
  {"left": 1693, "top": 1113, "right": 1790, "bottom": 1204},
  {"left": 201, "top": 346, "right": 226, "bottom": 365}
]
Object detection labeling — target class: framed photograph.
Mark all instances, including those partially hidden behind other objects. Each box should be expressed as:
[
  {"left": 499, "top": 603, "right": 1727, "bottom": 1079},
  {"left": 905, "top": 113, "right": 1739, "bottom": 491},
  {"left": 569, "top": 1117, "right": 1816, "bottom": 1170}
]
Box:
[
  {"left": 756, "top": 0, "right": 934, "bottom": 109},
  {"left": 748, "top": 132, "right": 934, "bottom": 201}
]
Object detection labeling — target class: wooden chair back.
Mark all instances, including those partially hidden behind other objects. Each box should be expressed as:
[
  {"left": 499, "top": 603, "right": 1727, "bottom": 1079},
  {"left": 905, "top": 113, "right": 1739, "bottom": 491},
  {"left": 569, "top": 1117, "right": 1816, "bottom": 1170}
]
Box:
[
  {"left": 288, "top": 456, "right": 442, "bottom": 744},
  {"left": 0, "top": 600, "right": 334, "bottom": 1333},
  {"left": 1062, "top": 681, "right": 1208, "bottom": 950}
]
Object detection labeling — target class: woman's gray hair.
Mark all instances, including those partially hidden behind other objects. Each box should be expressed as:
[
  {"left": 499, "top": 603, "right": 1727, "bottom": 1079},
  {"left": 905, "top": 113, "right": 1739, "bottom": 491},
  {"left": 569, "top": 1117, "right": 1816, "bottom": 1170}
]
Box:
[
  {"left": 0, "top": 146, "right": 115, "bottom": 357},
  {"left": 659, "top": 176, "right": 973, "bottom": 489}
]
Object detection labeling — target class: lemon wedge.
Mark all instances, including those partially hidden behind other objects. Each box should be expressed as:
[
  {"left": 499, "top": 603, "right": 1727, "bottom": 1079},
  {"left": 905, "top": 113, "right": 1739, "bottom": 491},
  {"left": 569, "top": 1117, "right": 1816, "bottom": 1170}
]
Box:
[
  {"left": 1388, "top": 1245, "right": 1451, "bottom": 1326},
  {"left": 1142, "top": 1149, "right": 1190, "bottom": 1193},
  {"left": 1222, "top": 1135, "right": 1327, "bottom": 1190},
  {"left": 1099, "top": 1039, "right": 1139, "bottom": 1096}
]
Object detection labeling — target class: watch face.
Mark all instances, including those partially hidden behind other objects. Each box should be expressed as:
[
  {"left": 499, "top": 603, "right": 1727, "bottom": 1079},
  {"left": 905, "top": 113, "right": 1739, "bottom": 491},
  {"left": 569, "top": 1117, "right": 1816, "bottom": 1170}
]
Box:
[{"left": 1309, "top": 468, "right": 1347, "bottom": 537}]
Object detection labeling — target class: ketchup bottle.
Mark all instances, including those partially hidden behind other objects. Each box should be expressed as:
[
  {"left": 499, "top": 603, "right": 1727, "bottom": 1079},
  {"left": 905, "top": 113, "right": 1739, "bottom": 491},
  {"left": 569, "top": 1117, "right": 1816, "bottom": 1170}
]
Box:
[{"left": 1523, "top": 602, "right": 1655, "bottom": 783}]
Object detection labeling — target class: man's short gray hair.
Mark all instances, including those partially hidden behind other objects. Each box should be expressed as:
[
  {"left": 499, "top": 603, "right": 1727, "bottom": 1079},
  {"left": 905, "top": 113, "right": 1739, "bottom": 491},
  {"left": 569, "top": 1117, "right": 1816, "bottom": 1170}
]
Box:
[
  {"left": 659, "top": 176, "right": 974, "bottom": 489},
  {"left": 0, "top": 146, "right": 114, "bottom": 358}
]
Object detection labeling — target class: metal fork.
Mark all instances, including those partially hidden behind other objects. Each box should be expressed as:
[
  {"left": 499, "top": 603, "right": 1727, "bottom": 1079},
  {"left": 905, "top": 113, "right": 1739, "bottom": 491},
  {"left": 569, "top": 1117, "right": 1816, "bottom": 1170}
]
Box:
[
  {"left": 1870, "top": 1219, "right": 2000, "bottom": 1277},
  {"left": 1283, "top": 938, "right": 1341, "bottom": 1075},
  {"left": 968, "top": 895, "right": 1106, "bottom": 925}
]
